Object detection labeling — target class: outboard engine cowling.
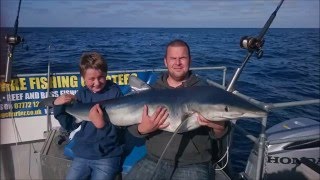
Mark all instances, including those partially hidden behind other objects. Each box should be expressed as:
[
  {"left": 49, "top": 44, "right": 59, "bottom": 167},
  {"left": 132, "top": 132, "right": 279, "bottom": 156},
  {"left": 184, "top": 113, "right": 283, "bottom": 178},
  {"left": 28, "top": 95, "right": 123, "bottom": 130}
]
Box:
[{"left": 243, "top": 118, "right": 320, "bottom": 180}]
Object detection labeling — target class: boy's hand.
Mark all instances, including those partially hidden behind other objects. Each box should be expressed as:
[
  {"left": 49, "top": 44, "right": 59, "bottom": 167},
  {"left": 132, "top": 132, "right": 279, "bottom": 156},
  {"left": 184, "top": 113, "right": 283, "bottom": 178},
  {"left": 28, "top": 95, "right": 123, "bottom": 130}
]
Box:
[
  {"left": 54, "top": 94, "right": 76, "bottom": 105},
  {"left": 89, "top": 104, "right": 105, "bottom": 128},
  {"left": 137, "top": 105, "right": 169, "bottom": 134}
]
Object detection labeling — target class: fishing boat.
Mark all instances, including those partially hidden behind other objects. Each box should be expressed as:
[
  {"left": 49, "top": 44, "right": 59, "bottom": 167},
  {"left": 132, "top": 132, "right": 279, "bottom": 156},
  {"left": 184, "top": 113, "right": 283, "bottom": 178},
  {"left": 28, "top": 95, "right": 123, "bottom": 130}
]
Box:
[{"left": 1, "top": 0, "right": 319, "bottom": 180}]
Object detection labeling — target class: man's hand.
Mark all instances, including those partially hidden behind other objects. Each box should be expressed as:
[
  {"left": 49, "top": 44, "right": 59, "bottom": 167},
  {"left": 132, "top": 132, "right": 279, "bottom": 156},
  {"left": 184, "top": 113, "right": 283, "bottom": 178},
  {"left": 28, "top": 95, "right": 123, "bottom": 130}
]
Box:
[
  {"left": 89, "top": 104, "right": 105, "bottom": 128},
  {"left": 198, "top": 114, "right": 226, "bottom": 138},
  {"left": 137, "top": 105, "right": 169, "bottom": 134},
  {"left": 54, "top": 94, "right": 76, "bottom": 105}
]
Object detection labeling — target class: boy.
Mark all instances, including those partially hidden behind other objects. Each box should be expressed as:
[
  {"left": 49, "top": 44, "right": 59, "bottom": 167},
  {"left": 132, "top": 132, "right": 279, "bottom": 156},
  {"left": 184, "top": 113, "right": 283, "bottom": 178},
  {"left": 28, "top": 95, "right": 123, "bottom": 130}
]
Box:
[{"left": 54, "top": 52, "right": 123, "bottom": 180}]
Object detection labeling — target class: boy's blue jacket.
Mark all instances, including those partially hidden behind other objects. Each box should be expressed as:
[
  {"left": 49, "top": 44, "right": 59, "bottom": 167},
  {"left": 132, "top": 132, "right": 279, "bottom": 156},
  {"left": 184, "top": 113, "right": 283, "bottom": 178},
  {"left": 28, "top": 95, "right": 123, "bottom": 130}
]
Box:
[{"left": 54, "top": 80, "right": 124, "bottom": 159}]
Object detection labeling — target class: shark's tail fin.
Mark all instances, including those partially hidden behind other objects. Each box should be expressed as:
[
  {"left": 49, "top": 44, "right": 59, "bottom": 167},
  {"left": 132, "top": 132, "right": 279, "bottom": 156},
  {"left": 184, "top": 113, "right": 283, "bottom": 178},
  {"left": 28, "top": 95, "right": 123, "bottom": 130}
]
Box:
[
  {"left": 39, "top": 97, "right": 57, "bottom": 108},
  {"left": 127, "top": 75, "right": 151, "bottom": 95}
]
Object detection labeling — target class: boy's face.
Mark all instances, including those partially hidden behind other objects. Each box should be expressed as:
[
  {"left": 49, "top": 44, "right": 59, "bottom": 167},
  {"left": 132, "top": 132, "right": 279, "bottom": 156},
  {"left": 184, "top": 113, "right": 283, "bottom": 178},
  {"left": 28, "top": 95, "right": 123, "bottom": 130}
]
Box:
[{"left": 83, "top": 68, "right": 107, "bottom": 93}]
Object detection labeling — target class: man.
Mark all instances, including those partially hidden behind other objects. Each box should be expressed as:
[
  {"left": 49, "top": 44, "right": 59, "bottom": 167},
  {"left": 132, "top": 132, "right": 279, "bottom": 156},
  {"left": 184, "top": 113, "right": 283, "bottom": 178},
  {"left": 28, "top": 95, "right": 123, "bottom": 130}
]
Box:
[{"left": 126, "top": 39, "right": 228, "bottom": 180}]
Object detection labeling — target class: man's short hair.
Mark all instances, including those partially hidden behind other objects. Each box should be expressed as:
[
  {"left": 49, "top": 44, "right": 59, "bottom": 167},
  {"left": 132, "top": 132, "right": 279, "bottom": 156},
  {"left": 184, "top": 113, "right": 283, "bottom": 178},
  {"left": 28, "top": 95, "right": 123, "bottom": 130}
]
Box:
[{"left": 165, "top": 39, "right": 191, "bottom": 58}]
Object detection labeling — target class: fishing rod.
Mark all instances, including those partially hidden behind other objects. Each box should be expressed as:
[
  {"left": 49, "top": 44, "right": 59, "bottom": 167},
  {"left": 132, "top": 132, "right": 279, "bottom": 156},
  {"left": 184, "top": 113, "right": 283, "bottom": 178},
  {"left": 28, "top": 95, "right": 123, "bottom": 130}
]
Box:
[
  {"left": 4, "top": 0, "right": 24, "bottom": 83},
  {"left": 226, "top": 0, "right": 285, "bottom": 92}
]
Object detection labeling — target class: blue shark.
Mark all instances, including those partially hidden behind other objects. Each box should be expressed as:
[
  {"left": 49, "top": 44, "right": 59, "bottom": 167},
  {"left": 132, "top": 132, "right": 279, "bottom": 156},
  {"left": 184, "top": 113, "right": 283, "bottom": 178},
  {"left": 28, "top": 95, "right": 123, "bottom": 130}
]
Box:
[{"left": 40, "top": 77, "right": 267, "bottom": 133}]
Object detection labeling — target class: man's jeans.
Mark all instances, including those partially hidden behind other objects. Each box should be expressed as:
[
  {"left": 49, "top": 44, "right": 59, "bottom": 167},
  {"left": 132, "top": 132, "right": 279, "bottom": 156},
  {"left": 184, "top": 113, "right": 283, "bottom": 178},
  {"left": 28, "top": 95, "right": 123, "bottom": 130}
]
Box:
[
  {"left": 124, "top": 156, "right": 214, "bottom": 180},
  {"left": 66, "top": 156, "right": 121, "bottom": 180}
]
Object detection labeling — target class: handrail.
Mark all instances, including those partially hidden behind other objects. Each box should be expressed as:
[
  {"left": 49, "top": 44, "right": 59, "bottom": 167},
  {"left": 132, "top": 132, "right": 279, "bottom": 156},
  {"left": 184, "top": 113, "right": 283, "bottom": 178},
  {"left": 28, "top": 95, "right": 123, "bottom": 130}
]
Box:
[
  {"left": 0, "top": 66, "right": 227, "bottom": 76},
  {"left": 0, "top": 66, "right": 227, "bottom": 87},
  {"left": 232, "top": 90, "right": 320, "bottom": 112}
]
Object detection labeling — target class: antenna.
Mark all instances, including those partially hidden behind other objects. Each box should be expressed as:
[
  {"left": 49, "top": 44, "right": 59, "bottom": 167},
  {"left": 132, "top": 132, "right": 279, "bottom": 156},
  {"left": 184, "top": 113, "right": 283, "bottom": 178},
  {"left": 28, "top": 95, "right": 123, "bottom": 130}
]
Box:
[
  {"left": 4, "top": 0, "right": 24, "bottom": 83},
  {"left": 226, "top": 0, "right": 285, "bottom": 92}
]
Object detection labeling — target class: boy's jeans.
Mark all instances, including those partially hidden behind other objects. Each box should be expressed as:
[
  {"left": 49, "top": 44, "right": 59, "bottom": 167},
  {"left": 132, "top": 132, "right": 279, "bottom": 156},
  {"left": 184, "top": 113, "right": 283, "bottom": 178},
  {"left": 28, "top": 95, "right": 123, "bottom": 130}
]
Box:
[{"left": 66, "top": 156, "right": 121, "bottom": 180}]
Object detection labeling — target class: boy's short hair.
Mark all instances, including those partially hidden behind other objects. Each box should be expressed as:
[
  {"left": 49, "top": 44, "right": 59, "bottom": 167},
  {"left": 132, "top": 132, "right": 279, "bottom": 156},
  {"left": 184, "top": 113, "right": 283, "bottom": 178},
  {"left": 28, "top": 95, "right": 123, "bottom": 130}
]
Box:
[{"left": 79, "top": 52, "right": 108, "bottom": 76}]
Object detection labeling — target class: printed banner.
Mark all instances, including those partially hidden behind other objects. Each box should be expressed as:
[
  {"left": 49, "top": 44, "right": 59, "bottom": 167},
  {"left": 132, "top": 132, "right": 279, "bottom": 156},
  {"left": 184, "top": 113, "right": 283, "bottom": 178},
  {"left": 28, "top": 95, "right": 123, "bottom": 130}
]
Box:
[{"left": 0, "top": 71, "right": 158, "bottom": 119}]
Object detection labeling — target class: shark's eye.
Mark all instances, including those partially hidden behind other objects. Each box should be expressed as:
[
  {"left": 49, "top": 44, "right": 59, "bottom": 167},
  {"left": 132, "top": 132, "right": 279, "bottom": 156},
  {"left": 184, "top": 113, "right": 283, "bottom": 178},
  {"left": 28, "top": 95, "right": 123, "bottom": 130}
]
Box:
[{"left": 224, "top": 106, "right": 229, "bottom": 112}]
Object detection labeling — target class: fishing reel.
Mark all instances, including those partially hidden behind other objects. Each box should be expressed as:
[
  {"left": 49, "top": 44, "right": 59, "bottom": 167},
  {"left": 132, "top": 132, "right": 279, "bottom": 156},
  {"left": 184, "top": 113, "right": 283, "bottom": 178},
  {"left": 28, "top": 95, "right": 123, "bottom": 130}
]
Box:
[
  {"left": 5, "top": 34, "right": 24, "bottom": 46},
  {"left": 240, "top": 36, "right": 264, "bottom": 59},
  {"left": 4, "top": 34, "right": 27, "bottom": 83}
]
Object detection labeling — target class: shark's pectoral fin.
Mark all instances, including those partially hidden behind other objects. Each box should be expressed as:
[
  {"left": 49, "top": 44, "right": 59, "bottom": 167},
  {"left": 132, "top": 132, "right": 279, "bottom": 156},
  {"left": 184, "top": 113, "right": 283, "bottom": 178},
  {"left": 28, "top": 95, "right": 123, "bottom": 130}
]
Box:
[
  {"left": 178, "top": 111, "right": 200, "bottom": 132},
  {"left": 182, "top": 111, "right": 196, "bottom": 121}
]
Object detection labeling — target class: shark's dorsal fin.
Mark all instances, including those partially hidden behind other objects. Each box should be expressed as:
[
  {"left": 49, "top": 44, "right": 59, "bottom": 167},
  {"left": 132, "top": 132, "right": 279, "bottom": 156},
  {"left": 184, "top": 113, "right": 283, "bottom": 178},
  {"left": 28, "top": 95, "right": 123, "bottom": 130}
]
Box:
[{"left": 128, "top": 75, "right": 151, "bottom": 95}]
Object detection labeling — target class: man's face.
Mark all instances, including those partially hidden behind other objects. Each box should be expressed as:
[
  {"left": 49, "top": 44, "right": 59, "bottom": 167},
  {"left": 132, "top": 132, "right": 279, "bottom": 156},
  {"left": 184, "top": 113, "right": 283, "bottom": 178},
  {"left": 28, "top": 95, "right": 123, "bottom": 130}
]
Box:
[{"left": 164, "top": 46, "right": 190, "bottom": 82}]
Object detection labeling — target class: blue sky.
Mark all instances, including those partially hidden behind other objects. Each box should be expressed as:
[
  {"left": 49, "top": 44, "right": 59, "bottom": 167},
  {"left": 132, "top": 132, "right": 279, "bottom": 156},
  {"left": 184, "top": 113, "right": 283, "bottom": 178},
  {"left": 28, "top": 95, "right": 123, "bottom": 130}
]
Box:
[{"left": 1, "top": 0, "right": 319, "bottom": 28}]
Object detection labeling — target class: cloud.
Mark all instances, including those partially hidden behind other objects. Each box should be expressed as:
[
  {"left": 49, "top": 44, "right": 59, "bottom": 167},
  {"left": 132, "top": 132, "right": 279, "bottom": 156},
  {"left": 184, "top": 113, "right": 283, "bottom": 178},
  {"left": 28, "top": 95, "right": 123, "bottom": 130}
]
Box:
[{"left": 1, "top": 0, "right": 319, "bottom": 28}]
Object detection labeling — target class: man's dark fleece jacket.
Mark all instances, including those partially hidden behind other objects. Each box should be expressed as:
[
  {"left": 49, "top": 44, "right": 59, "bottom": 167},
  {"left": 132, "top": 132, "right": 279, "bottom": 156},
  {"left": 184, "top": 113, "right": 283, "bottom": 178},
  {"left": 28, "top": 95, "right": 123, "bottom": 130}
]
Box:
[
  {"left": 128, "top": 72, "right": 219, "bottom": 166},
  {"left": 54, "top": 81, "right": 124, "bottom": 160}
]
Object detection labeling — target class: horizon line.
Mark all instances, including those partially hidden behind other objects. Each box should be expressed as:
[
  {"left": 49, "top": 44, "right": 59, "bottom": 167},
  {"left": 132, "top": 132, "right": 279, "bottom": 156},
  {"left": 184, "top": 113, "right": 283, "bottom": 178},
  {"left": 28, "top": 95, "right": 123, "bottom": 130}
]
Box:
[{"left": 1, "top": 26, "right": 319, "bottom": 29}]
